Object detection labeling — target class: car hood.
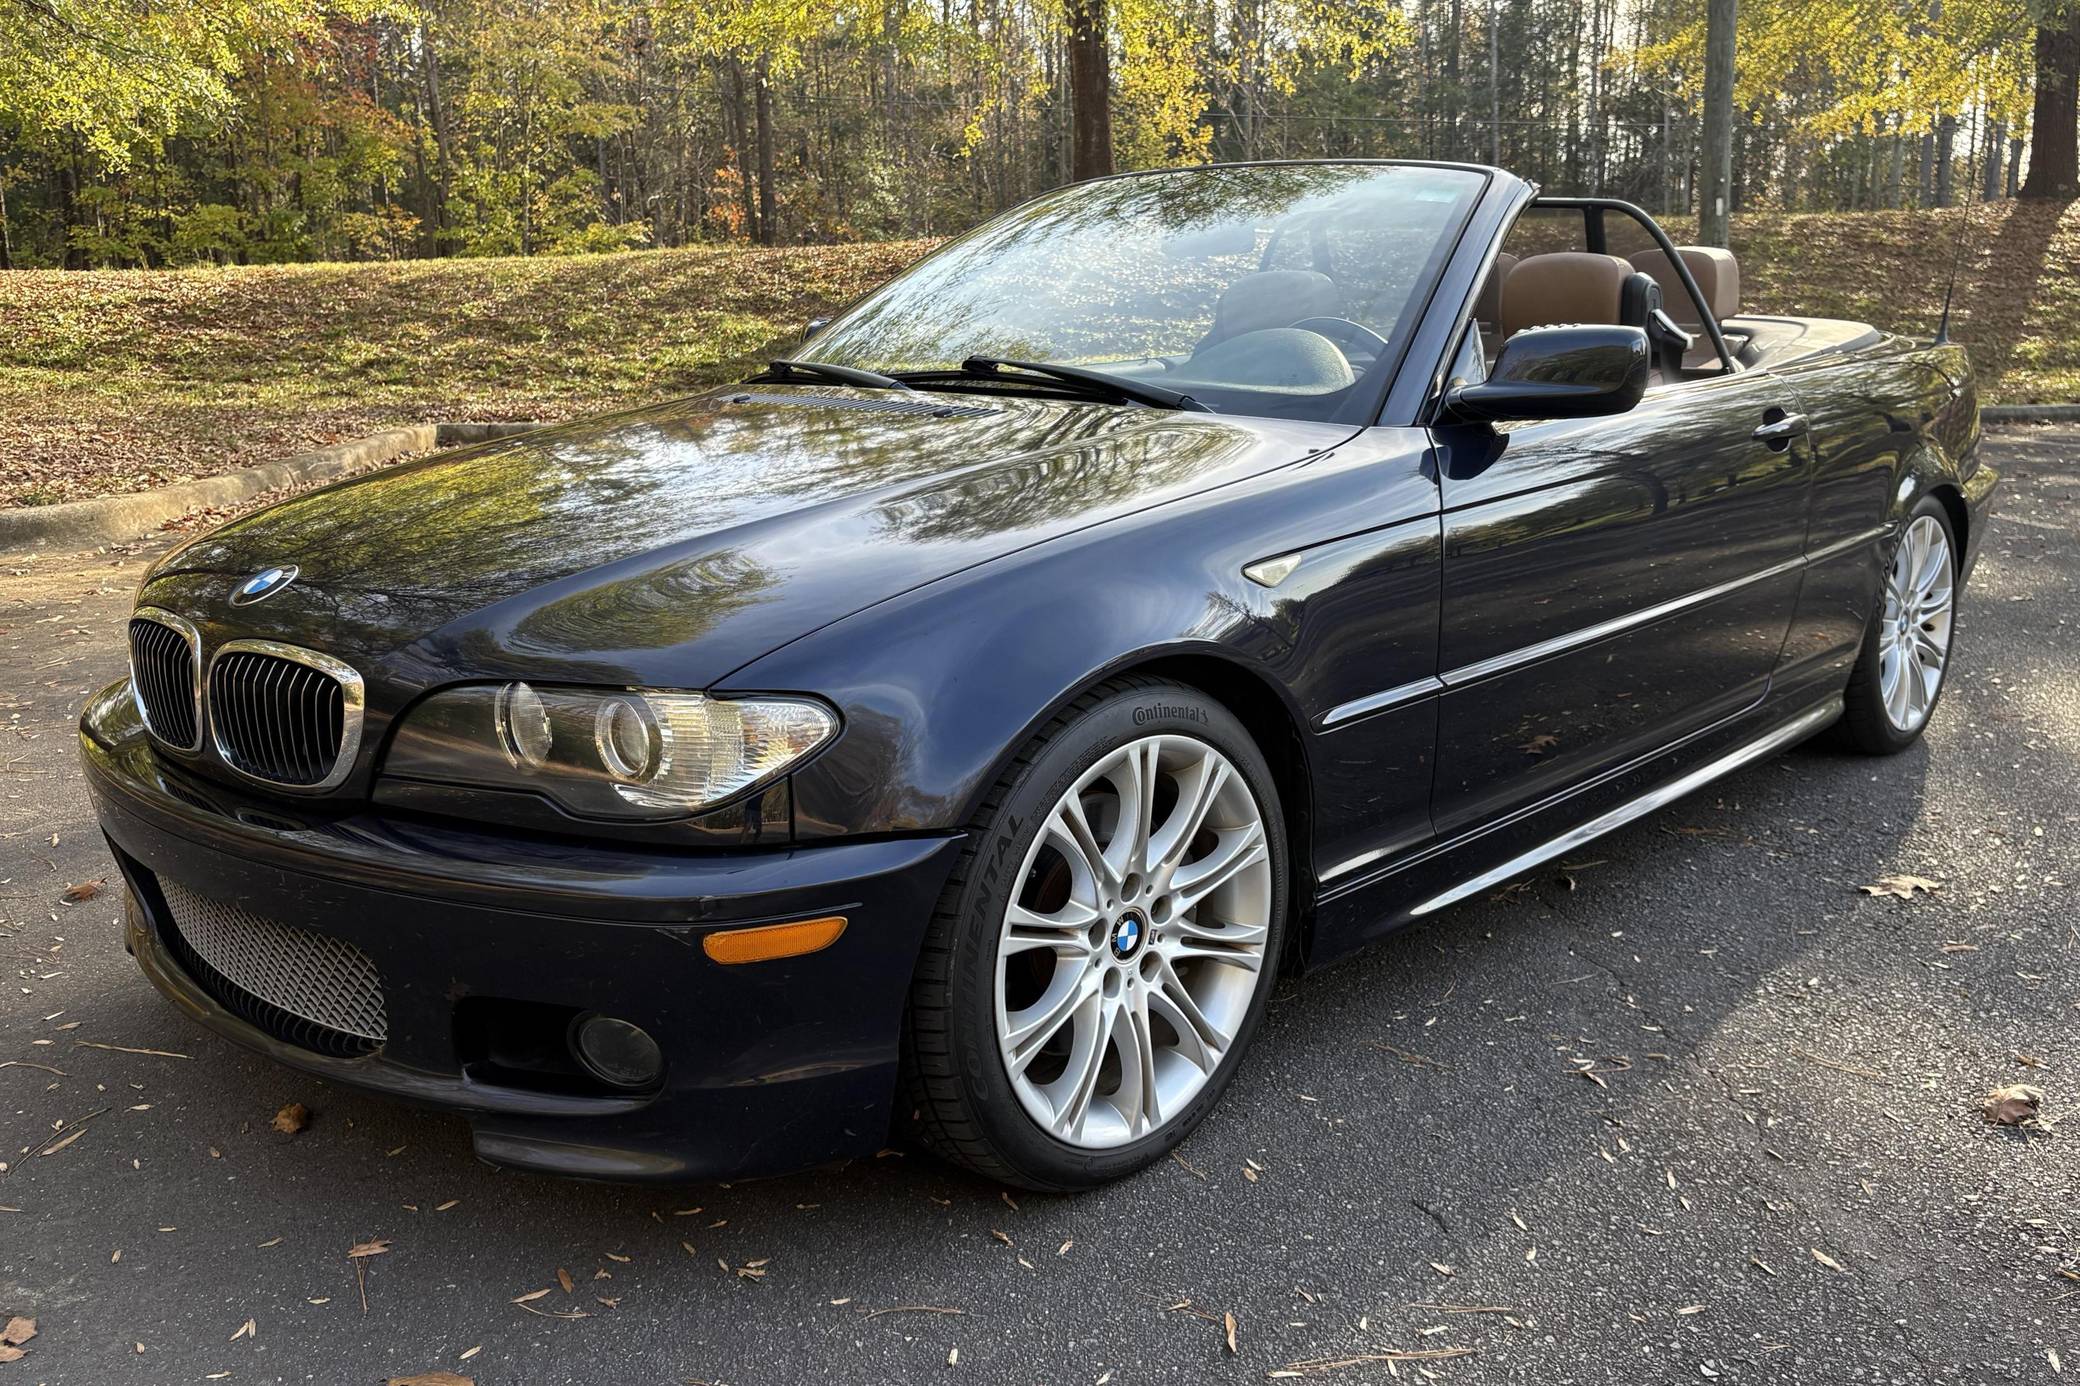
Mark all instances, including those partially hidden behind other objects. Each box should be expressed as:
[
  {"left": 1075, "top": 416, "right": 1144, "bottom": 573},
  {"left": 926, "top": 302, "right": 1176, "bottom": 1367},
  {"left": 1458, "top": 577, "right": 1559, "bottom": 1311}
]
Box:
[{"left": 145, "top": 385, "right": 1352, "bottom": 690}]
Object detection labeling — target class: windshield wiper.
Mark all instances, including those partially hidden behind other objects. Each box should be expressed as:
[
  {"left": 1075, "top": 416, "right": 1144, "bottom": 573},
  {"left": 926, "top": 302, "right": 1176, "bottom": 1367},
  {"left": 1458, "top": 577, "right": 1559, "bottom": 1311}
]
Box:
[
  {"left": 753, "top": 358, "right": 916, "bottom": 392},
  {"left": 896, "top": 357, "right": 1210, "bottom": 412}
]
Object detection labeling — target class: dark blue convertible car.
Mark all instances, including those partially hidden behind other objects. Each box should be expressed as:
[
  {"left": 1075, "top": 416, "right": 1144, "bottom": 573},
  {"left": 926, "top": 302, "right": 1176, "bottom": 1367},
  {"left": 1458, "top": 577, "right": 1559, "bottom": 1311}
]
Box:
[{"left": 81, "top": 161, "right": 1995, "bottom": 1189}]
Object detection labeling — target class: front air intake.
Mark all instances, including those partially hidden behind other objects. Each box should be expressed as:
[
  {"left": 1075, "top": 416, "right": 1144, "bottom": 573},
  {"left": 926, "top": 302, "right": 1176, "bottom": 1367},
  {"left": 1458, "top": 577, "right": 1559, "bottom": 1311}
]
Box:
[{"left": 157, "top": 878, "right": 387, "bottom": 1058}]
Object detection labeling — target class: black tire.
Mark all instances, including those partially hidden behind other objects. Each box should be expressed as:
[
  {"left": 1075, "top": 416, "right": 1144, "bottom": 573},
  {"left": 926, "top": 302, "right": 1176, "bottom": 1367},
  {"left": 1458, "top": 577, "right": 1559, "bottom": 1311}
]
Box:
[
  {"left": 899, "top": 677, "right": 1289, "bottom": 1190},
  {"left": 1837, "top": 494, "right": 1959, "bottom": 755}
]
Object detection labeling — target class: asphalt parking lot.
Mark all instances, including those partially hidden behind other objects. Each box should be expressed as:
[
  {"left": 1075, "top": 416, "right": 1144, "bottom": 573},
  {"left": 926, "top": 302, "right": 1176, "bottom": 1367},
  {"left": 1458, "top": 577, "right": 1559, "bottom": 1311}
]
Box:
[{"left": 1, "top": 427, "right": 2075, "bottom": 1385}]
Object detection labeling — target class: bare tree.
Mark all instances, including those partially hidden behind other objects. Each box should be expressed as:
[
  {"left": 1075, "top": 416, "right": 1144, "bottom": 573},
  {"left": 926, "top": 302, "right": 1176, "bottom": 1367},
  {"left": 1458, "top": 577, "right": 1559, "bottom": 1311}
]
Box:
[
  {"left": 1699, "top": 0, "right": 1737, "bottom": 244},
  {"left": 1066, "top": 0, "right": 1113, "bottom": 180},
  {"left": 2020, "top": 5, "right": 2079, "bottom": 198}
]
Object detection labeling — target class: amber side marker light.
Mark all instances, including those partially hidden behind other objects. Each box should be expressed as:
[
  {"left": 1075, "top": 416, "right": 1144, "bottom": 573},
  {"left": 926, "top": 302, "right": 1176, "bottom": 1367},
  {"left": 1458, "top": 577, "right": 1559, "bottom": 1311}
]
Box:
[{"left": 702, "top": 915, "right": 849, "bottom": 965}]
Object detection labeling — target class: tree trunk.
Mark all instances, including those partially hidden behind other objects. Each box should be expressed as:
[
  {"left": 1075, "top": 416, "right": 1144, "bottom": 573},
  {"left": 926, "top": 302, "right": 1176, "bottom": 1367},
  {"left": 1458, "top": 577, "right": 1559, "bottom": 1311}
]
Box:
[
  {"left": 421, "top": 24, "right": 452, "bottom": 255},
  {"left": 1066, "top": 0, "right": 1112, "bottom": 179},
  {"left": 1935, "top": 113, "right": 1955, "bottom": 206},
  {"left": 724, "top": 58, "right": 760, "bottom": 241},
  {"left": 1983, "top": 120, "right": 2004, "bottom": 200},
  {"left": 2021, "top": 7, "right": 2080, "bottom": 199},
  {"left": 1698, "top": 0, "right": 1736, "bottom": 245},
  {"left": 1885, "top": 120, "right": 1905, "bottom": 208},
  {"left": 1488, "top": 0, "right": 1501, "bottom": 166},
  {"left": 754, "top": 53, "right": 778, "bottom": 244}
]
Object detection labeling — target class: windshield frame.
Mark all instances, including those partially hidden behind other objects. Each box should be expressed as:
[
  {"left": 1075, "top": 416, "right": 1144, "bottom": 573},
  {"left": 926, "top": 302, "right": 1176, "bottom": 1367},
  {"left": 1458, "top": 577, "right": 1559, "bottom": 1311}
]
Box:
[{"left": 793, "top": 160, "right": 1496, "bottom": 429}]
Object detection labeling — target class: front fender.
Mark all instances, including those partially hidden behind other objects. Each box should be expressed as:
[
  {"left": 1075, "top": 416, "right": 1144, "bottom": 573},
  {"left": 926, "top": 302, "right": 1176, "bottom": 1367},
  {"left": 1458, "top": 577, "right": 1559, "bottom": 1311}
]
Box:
[{"left": 720, "top": 429, "right": 1444, "bottom": 888}]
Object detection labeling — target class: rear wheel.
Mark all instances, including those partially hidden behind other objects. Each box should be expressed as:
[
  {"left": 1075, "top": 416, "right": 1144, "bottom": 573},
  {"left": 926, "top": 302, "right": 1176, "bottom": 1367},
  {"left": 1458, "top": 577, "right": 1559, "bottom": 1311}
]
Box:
[
  {"left": 1839, "top": 497, "right": 1958, "bottom": 754},
  {"left": 901, "top": 679, "right": 1287, "bottom": 1189}
]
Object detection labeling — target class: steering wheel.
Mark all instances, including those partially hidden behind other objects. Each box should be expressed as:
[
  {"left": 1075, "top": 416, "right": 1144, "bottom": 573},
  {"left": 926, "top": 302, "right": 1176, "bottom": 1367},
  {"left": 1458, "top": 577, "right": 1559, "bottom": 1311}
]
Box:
[{"left": 1288, "top": 316, "right": 1390, "bottom": 358}]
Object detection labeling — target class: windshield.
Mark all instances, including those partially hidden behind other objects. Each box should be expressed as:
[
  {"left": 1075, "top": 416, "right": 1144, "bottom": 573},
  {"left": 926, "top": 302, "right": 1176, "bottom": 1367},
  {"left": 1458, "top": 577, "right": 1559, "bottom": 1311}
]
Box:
[{"left": 795, "top": 163, "right": 1487, "bottom": 424}]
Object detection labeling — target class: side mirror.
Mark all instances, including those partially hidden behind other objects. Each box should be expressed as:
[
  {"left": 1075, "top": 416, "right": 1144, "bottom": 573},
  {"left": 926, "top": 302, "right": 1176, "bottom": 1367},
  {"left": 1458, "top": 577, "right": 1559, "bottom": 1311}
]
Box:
[
  {"left": 802, "top": 316, "right": 830, "bottom": 341},
  {"left": 1445, "top": 324, "right": 1650, "bottom": 423}
]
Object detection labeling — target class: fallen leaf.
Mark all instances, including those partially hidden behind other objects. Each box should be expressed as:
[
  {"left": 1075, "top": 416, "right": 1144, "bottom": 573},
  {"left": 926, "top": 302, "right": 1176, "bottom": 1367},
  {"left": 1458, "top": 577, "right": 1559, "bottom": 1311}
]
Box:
[
  {"left": 512, "top": 1289, "right": 552, "bottom": 1304},
  {"left": 39, "top": 1128, "right": 85, "bottom": 1156},
  {"left": 1223, "top": 1310, "right": 1238, "bottom": 1355},
  {"left": 556, "top": 1267, "right": 575, "bottom": 1294},
  {"left": 346, "top": 1239, "right": 391, "bottom": 1259},
  {"left": 0, "top": 1346, "right": 22, "bottom": 1364},
  {"left": 1983, "top": 1084, "right": 2045, "bottom": 1127},
  {"left": 1, "top": 1318, "right": 34, "bottom": 1346},
  {"left": 229, "top": 1318, "right": 255, "bottom": 1341},
  {"left": 1811, "top": 1248, "right": 1847, "bottom": 1272},
  {"left": 270, "top": 1103, "right": 309, "bottom": 1135},
  {"left": 387, "top": 1375, "right": 475, "bottom": 1386},
  {"left": 61, "top": 879, "right": 104, "bottom": 903},
  {"left": 1859, "top": 873, "right": 1941, "bottom": 899}
]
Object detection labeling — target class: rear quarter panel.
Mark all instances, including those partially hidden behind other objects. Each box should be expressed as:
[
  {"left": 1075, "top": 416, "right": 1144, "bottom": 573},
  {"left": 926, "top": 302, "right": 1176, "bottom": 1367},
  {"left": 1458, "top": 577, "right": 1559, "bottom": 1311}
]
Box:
[{"left": 1770, "top": 336, "right": 1984, "bottom": 698}]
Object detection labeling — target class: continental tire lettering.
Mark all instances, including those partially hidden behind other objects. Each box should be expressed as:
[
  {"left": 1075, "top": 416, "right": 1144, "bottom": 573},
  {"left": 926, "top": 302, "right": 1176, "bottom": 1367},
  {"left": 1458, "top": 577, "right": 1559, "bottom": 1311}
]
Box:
[{"left": 1132, "top": 702, "right": 1208, "bottom": 727}]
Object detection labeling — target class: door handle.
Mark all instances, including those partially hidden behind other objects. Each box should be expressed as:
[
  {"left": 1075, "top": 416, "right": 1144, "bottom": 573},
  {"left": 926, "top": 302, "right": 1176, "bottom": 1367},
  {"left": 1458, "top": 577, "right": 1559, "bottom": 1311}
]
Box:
[{"left": 1752, "top": 411, "right": 1810, "bottom": 446}]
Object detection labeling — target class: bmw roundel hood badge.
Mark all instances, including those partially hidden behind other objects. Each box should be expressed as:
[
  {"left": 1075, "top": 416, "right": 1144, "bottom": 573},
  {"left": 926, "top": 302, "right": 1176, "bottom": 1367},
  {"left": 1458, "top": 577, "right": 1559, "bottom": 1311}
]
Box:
[{"left": 230, "top": 565, "right": 299, "bottom": 605}]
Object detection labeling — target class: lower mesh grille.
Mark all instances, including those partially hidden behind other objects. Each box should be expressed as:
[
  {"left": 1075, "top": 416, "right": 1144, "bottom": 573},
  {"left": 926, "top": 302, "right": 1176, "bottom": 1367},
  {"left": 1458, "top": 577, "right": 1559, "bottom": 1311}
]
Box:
[{"left": 158, "top": 880, "right": 387, "bottom": 1058}]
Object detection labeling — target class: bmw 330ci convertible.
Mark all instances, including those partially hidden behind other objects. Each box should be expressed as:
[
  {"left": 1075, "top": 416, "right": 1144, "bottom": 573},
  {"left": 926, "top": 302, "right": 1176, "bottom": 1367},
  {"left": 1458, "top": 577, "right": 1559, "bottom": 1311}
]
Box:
[{"left": 81, "top": 160, "right": 1995, "bottom": 1189}]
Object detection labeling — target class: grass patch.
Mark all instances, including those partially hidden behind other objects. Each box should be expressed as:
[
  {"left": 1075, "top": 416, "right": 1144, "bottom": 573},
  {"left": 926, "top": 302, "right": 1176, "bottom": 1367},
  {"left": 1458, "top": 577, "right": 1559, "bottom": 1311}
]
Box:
[{"left": 2, "top": 203, "right": 2073, "bottom": 507}]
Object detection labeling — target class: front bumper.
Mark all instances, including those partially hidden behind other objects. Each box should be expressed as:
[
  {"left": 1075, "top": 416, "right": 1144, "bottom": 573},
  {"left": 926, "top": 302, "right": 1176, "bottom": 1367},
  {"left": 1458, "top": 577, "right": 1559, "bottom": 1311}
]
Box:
[{"left": 80, "top": 681, "right": 962, "bottom": 1182}]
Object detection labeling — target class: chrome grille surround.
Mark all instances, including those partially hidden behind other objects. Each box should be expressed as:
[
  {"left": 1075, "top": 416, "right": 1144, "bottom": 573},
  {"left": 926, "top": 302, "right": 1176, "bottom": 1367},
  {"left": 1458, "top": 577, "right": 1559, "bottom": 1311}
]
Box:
[
  {"left": 127, "top": 608, "right": 203, "bottom": 751},
  {"left": 207, "top": 640, "right": 365, "bottom": 791},
  {"left": 158, "top": 878, "right": 387, "bottom": 1054}
]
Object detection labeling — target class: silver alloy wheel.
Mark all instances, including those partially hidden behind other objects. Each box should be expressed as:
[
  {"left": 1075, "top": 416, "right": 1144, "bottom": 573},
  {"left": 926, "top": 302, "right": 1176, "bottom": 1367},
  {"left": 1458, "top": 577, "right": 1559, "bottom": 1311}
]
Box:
[
  {"left": 1876, "top": 513, "right": 1955, "bottom": 734},
  {"left": 994, "top": 734, "right": 1272, "bottom": 1149}
]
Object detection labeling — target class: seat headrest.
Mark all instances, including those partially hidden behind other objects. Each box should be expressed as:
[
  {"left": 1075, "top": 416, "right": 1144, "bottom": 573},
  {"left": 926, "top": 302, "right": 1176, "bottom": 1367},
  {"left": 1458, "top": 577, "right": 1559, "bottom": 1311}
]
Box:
[
  {"left": 1499, "top": 252, "right": 1636, "bottom": 337},
  {"left": 1627, "top": 246, "right": 1740, "bottom": 324},
  {"left": 1475, "top": 252, "right": 1519, "bottom": 327},
  {"left": 1205, "top": 270, "right": 1341, "bottom": 347}
]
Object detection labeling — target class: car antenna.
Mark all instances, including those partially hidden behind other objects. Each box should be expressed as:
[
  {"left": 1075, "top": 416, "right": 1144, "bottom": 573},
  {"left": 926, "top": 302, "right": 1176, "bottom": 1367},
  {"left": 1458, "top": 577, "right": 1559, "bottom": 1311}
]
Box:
[{"left": 1933, "top": 119, "right": 1984, "bottom": 346}]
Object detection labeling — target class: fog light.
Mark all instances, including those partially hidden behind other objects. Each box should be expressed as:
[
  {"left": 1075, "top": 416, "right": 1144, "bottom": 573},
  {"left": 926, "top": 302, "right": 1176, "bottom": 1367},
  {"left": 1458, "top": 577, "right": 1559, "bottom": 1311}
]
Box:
[{"left": 569, "top": 1014, "right": 664, "bottom": 1089}]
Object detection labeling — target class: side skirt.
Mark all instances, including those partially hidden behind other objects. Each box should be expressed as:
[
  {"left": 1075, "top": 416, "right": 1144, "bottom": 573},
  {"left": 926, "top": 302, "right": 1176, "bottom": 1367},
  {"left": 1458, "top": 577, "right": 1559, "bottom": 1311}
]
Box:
[
  {"left": 1304, "top": 693, "right": 1842, "bottom": 966},
  {"left": 1407, "top": 696, "right": 1842, "bottom": 917}
]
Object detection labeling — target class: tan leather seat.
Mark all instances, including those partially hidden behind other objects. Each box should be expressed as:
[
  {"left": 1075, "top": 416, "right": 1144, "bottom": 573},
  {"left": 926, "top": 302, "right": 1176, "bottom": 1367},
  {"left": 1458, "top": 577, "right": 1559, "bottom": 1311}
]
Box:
[
  {"left": 1202, "top": 270, "right": 1342, "bottom": 348},
  {"left": 1475, "top": 252, "right": 1518, "bottom": 329},
  {"left": 1498, "top": 252, "right": 1637, "bottom": 337},
  {"left": 1627, "top": 246, "right": 1740, "bottom": 327}
]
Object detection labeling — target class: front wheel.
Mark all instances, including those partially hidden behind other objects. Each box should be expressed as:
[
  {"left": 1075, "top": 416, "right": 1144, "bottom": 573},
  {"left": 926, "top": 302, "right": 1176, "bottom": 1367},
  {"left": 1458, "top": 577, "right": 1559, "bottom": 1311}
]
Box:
[
  {"left": 901, "top": 679, "right": 1287, "bottom": 1189},
  {"left": 1839, "top": 497, "right": 1958, "bottom": 754}
]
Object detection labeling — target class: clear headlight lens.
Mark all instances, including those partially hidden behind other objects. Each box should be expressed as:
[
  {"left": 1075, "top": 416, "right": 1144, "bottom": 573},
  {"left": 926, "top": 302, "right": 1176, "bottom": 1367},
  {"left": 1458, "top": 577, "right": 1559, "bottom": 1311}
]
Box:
[{"left": 385, "top": 682, "right": 837, "bottom": 820}]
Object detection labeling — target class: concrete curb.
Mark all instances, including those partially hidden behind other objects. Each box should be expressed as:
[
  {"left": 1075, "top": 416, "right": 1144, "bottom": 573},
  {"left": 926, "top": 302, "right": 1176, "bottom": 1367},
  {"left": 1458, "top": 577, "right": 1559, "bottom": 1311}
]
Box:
[
  {"left": 0, "top": 421, "right": 546, "bottom": 555},
  {"left": 1982, "top": 404, "right": 2080, "bottom": 423}
]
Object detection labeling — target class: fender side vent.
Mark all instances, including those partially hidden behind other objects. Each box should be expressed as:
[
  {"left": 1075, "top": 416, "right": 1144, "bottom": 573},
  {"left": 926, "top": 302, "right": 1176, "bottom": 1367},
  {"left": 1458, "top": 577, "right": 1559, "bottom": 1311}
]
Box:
[{"left": 727, "top": 391, "right": 997, "bottom": 420}]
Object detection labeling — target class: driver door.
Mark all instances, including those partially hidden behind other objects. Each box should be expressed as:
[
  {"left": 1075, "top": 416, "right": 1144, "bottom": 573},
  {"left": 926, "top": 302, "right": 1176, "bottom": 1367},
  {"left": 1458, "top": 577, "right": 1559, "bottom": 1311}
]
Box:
[{"left": 1426, "top": 361, "right": 1815, "bottom": 835}]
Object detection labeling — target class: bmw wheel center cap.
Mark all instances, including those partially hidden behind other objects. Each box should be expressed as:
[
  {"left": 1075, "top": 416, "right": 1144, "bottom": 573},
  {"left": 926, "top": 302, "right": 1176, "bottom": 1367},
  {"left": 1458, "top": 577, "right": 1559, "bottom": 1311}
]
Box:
[
  {"left": 231, "top": 565, "right": 299, "bottom": 605},
  {"left": 1110, "top": 911, "right": 1146, "bottom": 960}
]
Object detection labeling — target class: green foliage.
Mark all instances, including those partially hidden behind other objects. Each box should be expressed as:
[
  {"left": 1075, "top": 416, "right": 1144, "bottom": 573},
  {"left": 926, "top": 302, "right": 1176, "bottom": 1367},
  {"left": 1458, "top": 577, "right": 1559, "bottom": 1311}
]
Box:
[
  {"left": 0, "top": 0, "right": 2063, "bottom": 270},
  {"left": 0, "top": 0, "right": 328, "bottom": 168}
]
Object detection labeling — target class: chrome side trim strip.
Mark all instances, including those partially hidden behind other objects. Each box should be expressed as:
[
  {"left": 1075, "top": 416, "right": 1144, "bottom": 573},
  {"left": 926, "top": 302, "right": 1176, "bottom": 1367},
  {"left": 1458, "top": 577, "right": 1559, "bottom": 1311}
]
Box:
[
  {"left": 128, "top": 606, "right": 204, "bottom": 753},
  {"left": 1320, "top": 676, "right": 1446, "bottom": 729},
  {"left": 1320, "top": 842, "right": 1399, "bottom": 883},
  {"left": 1440, "top": 553, "right": 1809, "bottom": 688},
  {"left": 1804, "top": 523, "right": 1889, "bottom": 566},
  {"left": 205, "top": 639, "right": 367, "bottom": 794},
  {"left": 1405, "top": 697, "right": 1841, "bottom": 918}
]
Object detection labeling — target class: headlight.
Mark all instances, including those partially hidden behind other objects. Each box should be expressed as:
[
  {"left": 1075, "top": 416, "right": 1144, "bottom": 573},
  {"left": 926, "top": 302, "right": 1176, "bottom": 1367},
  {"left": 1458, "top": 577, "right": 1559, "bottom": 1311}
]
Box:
[{"left": 383, "top": 683, "right": 837, "bottom": 820}]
